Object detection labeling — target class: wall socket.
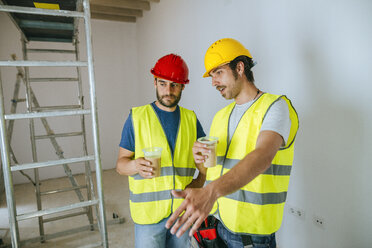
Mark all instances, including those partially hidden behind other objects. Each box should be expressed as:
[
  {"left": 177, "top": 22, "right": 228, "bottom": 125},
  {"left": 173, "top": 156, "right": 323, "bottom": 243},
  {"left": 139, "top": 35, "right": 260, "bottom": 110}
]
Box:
[
  {"left": 287, "top": 205, "right": 325, "bottom": 229},
  {"left": 313, "top": 215, "right": 325, "bottom": 229},
  {"left": 288, "top": 205, "right": 305, "bottom": 220}
]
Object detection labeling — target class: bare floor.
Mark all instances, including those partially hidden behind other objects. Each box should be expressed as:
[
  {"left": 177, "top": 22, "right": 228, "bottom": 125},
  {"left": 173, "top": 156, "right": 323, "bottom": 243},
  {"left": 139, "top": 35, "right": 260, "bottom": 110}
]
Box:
[{"left": 0, "top": 169, "right": 135, "bottom": 248}]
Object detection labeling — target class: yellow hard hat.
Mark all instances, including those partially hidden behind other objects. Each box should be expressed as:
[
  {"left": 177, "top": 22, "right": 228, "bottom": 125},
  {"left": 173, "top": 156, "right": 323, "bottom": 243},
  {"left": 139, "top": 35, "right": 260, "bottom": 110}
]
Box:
[{"left": 203, "top": 38, "right": 253, "bottom": 77}]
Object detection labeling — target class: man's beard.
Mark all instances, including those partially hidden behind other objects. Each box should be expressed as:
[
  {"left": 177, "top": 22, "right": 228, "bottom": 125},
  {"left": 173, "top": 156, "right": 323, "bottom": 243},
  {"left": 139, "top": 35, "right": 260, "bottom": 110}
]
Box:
[{"left": 156, "top": 90, "right": 182, "bottom": 108}]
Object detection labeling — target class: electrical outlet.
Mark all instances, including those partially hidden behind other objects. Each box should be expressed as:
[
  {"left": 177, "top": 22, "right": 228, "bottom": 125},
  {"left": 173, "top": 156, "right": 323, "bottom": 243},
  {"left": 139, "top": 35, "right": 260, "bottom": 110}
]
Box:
[
  {"left": 296, "top": 209, "right": 304, "bottom": 218},
  {"left": 313, "top": 215, "right": 325, "bottom": 229},
  {"left": 288, "top": 206, "right": 305, "bottom": 220}
]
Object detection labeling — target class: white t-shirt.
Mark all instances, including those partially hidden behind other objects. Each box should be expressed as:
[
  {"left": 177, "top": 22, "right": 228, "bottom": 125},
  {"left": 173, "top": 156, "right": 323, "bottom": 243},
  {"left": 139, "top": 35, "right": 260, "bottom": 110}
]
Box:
[{"left": 228, "top": 97, "right": 291, "bottom": 146}]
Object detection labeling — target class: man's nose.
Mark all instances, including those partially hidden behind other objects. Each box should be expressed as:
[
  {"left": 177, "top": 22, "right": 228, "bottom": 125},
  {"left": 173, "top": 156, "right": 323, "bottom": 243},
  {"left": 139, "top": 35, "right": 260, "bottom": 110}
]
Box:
[
  {"left": 212, "top": 77, "right": 219, "bottom": 87},
  {"left": 165, "top": 84, "right": 173, "bottom": 94}
]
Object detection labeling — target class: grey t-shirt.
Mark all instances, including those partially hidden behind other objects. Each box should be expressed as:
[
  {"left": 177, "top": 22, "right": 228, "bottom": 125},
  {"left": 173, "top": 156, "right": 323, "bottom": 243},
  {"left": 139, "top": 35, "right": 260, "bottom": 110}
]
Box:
[
  {"left": 229, "top": 97, "right": 291, "bottom": 146},
  {"left": 214, "top": 96, "right": 291, "bottom": 222}
]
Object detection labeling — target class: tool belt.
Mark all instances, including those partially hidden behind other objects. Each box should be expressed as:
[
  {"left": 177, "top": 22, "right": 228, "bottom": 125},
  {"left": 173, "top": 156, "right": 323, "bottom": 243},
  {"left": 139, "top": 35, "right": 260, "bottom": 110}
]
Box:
[{"left": 192, "top": 216, "right": 227, "bottom": 248}]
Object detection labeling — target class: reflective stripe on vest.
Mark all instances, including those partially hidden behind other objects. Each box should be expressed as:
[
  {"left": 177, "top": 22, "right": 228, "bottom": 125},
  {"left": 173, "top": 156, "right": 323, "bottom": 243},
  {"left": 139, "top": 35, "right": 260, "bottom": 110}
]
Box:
[
  {"left": 206, "top": 93, "right": 299, "bottom": 235},
  {"left": 214, "top": 156, "right": 292, "bottom": 175},
  {"left": 130, "top": 104, "right": 197, "bottom": 224},
  {"left": 131, "top": 167, "right": 196, "bottom": 180}
]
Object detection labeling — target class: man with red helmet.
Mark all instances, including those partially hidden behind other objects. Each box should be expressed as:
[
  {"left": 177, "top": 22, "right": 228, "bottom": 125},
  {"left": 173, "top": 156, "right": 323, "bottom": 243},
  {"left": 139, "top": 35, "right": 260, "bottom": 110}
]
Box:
[{"left": 116, "top": 54, "right": 206, "bottom": 247}]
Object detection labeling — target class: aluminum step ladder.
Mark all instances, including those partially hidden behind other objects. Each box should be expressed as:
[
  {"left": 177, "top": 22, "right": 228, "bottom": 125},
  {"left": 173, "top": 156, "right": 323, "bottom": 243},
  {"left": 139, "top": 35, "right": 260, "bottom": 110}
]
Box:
[
  {"left": 0, "top": 1, "right": 109, "bottom": 247},
  {"left": 9, "top": 51, "right": 97, "bottom": 240},
  {"left": 3, "top": 61, "right": 35, "bottom": 186}
]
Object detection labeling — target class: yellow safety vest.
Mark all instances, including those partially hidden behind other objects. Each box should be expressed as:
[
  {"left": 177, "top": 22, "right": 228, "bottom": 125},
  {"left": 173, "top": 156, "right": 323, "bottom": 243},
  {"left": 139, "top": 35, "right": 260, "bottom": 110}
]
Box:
[
  {"left": 130, "top": 104, "right": 197, "bottom": 224},
  {"left": 206, "top": 93, "right": 299, "bottom": 235}
]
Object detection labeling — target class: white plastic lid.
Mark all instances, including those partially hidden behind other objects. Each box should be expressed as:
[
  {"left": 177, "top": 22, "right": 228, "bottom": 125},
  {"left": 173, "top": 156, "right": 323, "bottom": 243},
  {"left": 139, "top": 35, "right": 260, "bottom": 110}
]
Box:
[
  {"left": 197, "top": 136, "right": 218, "bottom": 145},
  {"left": 142, "top": 147, "right": 162, "bottom": 157}
]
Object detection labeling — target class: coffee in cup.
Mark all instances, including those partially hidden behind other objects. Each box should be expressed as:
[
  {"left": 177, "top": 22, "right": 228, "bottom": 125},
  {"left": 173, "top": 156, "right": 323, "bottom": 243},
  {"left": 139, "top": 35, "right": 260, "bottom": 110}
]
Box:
[
  {"left": 197, "top": 136, "right": 218, "bottom": 168},
  {"left": 142, "top": 147, "right": 162, "bottom": 177}
]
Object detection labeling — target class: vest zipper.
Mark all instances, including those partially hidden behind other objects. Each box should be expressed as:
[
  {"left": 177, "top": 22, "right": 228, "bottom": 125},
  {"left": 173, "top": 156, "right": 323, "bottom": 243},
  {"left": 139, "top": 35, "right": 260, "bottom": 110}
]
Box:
[
  {"left": 217, "top": 94, "right": 265, "bottom": 220},
  {"left": 150, "top": 104, "right": 180, "bottom": 215}
]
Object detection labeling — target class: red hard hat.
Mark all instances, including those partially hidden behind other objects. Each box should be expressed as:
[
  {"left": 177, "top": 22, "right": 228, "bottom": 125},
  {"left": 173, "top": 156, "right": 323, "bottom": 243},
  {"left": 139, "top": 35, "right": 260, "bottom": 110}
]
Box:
[{"left": 150, "top": 54, "right": 189, "bottom": 84}]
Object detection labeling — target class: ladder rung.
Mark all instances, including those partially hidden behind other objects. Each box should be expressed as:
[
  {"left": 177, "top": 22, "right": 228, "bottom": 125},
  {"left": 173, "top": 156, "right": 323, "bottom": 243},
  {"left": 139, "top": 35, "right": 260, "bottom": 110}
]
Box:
[
  {"left": 0, "top": 5, "right": 84, "bottom": 18},
  {"left": 43, "top": 210, "right": 88, "bottom": 223},
  {"left": 19, "top": 20, "right": 73, "bottom": 31},
  {"left": 40, "top": 185, "right": 87, "bottom": 195},
  {"left": 4, "top": 109, "right": 91, "bottom": 120},
  {"left": 30, "top": 77, "right": 78, "bottom": 82},
  {"left": 0, "top": 60, "right": 88, "bottom": 67},
  {"left": 16, "top": 200, "right": 99, "bottom": 221},
  {"left": 28, "top": 37, "right": 73, "bottom": 43},
  {"left": 27, "top": 49, "right": 75, "bottom": 54},
  {"left": 35, "top": 132, "right": 83, "bottom": 140},
  {"left": 11, "top": 98, "right": 26, "bottom": 103},
  {"left": 33, "top": 105, "right": 81, "bottom": 111},
  {"left": 11, "top": 155, "right": 95, "bottom": 171}
]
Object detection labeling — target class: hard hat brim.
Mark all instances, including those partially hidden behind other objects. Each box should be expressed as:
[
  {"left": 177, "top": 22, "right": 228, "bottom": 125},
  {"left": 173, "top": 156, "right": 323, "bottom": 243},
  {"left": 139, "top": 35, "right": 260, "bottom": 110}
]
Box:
[
  {"left": 151, "top": 69, "right": 189, "bottom": 84},
  {"left": 202, "top": 61, "right": 230, "bottom": 78}
]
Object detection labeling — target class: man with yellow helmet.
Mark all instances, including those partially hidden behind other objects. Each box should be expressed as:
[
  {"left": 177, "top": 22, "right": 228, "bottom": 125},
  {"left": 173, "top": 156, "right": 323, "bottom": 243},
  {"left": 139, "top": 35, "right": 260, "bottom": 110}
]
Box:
[
  {"left": 116, "top": 54, "right": 207, "bottom": 248},
  {"left": 166, "top": 39, "right": 299, "bottom": 248}
]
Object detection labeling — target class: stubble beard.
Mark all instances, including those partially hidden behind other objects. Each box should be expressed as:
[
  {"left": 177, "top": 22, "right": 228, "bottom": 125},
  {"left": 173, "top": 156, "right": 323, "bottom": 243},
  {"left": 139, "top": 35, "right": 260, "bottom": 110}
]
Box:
[{"left": 156, "top": 90, "right": 182, "bottom": 108}]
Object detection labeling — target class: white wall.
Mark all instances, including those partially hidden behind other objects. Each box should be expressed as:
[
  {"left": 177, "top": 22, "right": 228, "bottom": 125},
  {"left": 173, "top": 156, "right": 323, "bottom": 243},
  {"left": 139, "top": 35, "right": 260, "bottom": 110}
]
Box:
[
  {"left": 136, "top": 0, "right": 372, "bottom": 247},
  {"left": 0, "top": 13, "right": 138, "bottom": 184},
  {"left": 1, "top": 0, "right": 372, "bottom": 247}
]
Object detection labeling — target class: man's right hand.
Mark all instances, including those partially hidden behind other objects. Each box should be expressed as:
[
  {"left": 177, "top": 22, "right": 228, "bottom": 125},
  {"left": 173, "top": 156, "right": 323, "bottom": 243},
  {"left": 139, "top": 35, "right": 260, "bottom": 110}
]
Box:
[
  {"left": 166, "top": 186, "right": 217, "bottom": 238},
  {"left": 134, "top": 157, "right": 154, "bottom": 179},
  {"left": 192, "top": 141, "right": 210, "bottom": 164}
]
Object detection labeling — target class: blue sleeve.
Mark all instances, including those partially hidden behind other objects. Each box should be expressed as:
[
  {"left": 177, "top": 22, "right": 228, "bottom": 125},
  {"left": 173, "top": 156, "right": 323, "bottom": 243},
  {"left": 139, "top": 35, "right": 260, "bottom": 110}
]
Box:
[
  {"left": 196, "top": 118, "right": 206, "bottom": 139},
  {"left": 119, "top": 111, "right": 135, "bottom": 152}
]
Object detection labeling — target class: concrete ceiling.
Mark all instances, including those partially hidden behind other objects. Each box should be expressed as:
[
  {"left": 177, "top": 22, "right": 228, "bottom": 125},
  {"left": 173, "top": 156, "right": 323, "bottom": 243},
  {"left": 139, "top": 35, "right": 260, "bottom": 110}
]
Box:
[{"left": 90, "top": 0, "right": 159, "bottom": 23}]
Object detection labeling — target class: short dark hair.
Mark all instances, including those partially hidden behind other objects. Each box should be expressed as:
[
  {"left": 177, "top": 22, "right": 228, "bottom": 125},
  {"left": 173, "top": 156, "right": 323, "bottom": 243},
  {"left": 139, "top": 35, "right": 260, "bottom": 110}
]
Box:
[{"left": 228, "top": 55, "right": 255, "bottom": 83}]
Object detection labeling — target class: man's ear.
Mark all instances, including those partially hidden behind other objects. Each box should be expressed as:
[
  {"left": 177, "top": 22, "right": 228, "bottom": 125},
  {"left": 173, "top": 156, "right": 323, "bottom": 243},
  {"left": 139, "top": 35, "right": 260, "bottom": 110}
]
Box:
[
  {"left": 181, "top": 84, "right": 185, "bottom": 91},
  {"left": 237, "top": 61, "right": 244, "bottom": 76},
  {"left": 154, "top": 78, "right": 157, "bottom": 87}
]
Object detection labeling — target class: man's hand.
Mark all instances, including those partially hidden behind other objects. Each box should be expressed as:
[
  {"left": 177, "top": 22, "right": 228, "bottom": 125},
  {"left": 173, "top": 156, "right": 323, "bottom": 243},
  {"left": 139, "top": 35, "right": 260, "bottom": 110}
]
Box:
[
  {"left": 165, "top": 186, "right": 217, "bottom": 238},
  {"left": 192, "top": 141, "right": 210, "bottom": 164},
  {"left": 165, "top": 131, "right": 284, "bottom": 237},
  {"left": 134, "top": 157, "right": 154, "bottom": 179},
  {"left": 116, "top": 148, "right": 154, "bottom": 177}
]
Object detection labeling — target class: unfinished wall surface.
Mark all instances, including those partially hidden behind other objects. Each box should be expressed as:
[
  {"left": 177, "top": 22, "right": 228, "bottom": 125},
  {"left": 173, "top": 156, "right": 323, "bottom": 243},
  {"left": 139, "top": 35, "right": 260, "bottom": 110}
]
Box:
[
  {"left": 0, "top": 13, "right": 139, "bottom": 184},
  {"left": 135, "top": 0, "right": 372, "bottom": 247},
  {"left": 1, "top": 0, "right": 372, "bottom": 247}
]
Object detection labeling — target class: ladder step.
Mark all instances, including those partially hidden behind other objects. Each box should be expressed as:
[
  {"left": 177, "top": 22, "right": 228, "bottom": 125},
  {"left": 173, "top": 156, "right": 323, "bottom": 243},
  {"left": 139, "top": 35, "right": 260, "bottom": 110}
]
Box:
[
  {"left": 4, "top": 109, "right": 91, "bottom": 120},
  {"left": 0, "top": 60, "right": 88, "bottom": 67},
  {"left": 43, "top": 210, "right": 88, "bottom": 223},
  {"left": 40, "top": 185, "right": 87, "bottom": 195},
  {"left": 27, "top": 49, "right": 75, "bottom": 54},
  {"left": 35, "top": 132, "right": 83, "bottom": 140},
  {"left": 16, "top": 200, "right": 99, "bottom": 221},
  {"left": 33, "top": 105, "right": 82, "bottom": 111},
  {"left": 19, "top": 20, "right": 74, "bottom": 31},
  {"left": 28, "top": 37, "right": 73, "bottom": 43},
  {"left": 11, "top": 155, "right": 95, "bottom": 171},
  {"left": 30, "top": 77, "right": 78, "bottom": 82},
  {"left": 11, "top": 98, "right": 26, "bottom": 103},
  {"left": 0, "top": 4, "right": 84, "bottom": 18}
]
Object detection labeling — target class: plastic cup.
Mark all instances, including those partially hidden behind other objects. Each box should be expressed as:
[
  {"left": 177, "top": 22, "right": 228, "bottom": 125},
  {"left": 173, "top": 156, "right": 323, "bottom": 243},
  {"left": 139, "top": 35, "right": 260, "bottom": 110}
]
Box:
[
  {"left": 197, "top": 136, "right": 218, "bottom": 168},
  {"left": 142, "top": 147, "right": 162, "bottom": 177}
]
